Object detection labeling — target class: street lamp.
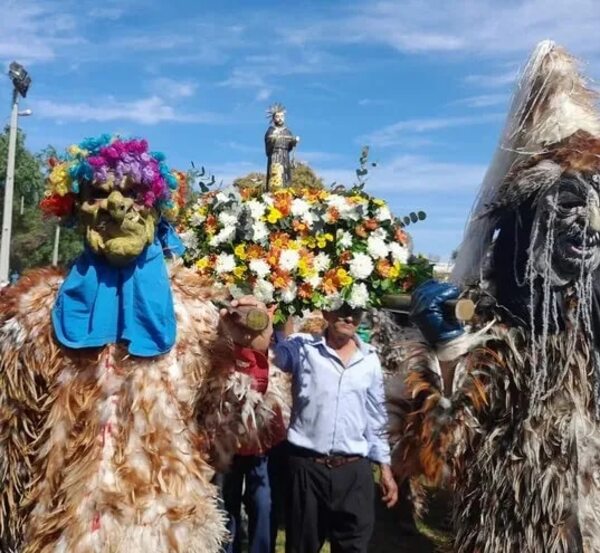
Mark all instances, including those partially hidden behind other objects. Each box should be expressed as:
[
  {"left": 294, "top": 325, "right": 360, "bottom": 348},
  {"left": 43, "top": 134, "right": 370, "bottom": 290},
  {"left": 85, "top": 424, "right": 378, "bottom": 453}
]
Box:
[{"left": 0, "top": 62, "right": 31, "bottom": 286}]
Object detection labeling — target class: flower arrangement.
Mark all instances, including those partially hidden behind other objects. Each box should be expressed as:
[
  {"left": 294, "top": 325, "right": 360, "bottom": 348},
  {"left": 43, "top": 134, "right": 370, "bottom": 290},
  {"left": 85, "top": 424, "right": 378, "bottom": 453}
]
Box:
[
  {"left": 181, "top": 185, "right": 432, "bottom": 322},
  {"left": 40, "top": 134, "right": 184, "bottom": 220}
]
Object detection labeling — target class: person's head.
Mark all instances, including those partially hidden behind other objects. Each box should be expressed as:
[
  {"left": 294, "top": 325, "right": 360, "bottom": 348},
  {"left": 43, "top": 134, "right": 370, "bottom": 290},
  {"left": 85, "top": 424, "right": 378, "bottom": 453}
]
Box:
[
  {"left": 323, "top": 304, "right": 365, "bottom": 339},
  {"left": 267, "top": 103, "right": 286, "bottom": 127},
  {"left": 273, "top": 111, "right": 285, "bottom": 127}
]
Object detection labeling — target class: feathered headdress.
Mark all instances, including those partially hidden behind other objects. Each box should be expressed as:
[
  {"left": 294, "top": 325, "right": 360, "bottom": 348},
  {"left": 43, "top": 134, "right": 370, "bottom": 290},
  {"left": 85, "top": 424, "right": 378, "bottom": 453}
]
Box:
[
  {"left": 452, "top": 40, "right": 600, "bottom": 285},
  {"left": 266, "top": 102, "right": 286, "bottom": 119}
]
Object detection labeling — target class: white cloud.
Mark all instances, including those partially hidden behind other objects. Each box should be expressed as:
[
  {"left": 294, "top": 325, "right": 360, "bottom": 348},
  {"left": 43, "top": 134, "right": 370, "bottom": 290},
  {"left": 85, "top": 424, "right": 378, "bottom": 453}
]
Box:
[
  {"left": 150, "top": 78, "right": 197, "bottom": 98},
  {"left": 33, "top": 95, "right": 219, "bottom": 125},
  {"left": 256, "top": 88, "right": 273, "bottom": 101},
  {"left": 452, "top": 93, "right": 508, "bottom": 108},
  {"left": 281, "top": 0, "right": 600, "bottom": 59},
  {"left": 363, "top": 113, "right": 503, "bottom": 147},
  {"left": 464, "top": 69, "right": 519, "bottom": 88}
]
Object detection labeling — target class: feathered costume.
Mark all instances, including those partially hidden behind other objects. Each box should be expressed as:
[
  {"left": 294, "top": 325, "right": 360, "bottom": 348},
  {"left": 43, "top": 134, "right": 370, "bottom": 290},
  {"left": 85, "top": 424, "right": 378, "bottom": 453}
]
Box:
[
  {"left": 0, "top": 138, "right": 289, "bottom": 553},
  {"left": 387, "top": 41, "right": 600, "bottom": 552}
]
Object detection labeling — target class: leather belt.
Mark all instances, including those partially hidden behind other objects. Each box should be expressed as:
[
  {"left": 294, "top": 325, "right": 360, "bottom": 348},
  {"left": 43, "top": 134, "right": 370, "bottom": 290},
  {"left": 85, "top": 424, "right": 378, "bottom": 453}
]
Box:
[{"left": 313, "top": 454, "right": 362, "bottom": 469}]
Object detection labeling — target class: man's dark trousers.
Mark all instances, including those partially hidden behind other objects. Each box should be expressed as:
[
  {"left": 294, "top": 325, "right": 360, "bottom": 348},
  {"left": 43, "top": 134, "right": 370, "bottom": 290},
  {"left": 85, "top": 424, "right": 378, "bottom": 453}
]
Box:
[
  {"left": 285, "top": 446, "right": 375, "bottom": 553},
  {"left": 223, "top": 454, "right": 272, "bottom": 553}
]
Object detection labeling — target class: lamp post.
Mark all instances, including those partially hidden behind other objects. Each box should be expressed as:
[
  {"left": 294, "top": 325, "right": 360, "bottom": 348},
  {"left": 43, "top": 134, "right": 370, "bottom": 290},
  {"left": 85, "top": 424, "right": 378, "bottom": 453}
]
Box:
[{"left": 0, "top": 62, "right": 31, "bottom": 286}]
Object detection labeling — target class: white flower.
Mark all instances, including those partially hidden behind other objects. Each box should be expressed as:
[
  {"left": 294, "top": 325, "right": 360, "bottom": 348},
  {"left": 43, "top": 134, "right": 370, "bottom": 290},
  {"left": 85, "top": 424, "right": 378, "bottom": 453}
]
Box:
[
  {"left": 189, "top": 211, "right": 206, "bottom": 226},
  {"left": 349, "top": 253, "right": 374, "bottom": 280},
  {"left": 327, "top": 194, "right": 359, "bottom": 221},
  {"left": 228, "top": 284, "right": 246, "bottom": 299},
  {"left": 254, "top": 279, "right": 274, "bottom": 303},
  {"left": 180, "top": 230, "right": 198, "bottom": 250},
  {"left": 209, "top": 226, "right": 236, "bottom": 247},
  {"left": 348, "top": 282, "right": 369, "bottom": 309},
  {"left": 314, "top": 253, "right": 331, "bottom": 272},
  {"left": 367, "top": 236, "right": 389, "bottom": 259},
  {"left": 215, "top": 253, "right": 236, "bottom": 274},
  {"left": 252, "top": 221, "right": 269, "bottom": 242},
  {"left": 291, "top": 198, "right": 311, "bottom": 217},
  {"left": 323, "top": 293, "right": 344, "bottom": 311},
  {"left": 279, "top": 249, "right": 300, "bottom": 272},
  {"left": 246, "top": 200, "right": 266, "bottom": 220},
  {"left": 281, "top": 282, "right": 298, "bottom": 304},
  {"left": 371, "top": 227, "right": 387, "bottom": 240},
  {"left": 306, "top": 274, "right": 322, "bottom": 288},
  {"left": 249, "top": 259, "right": 271, "bottom": 278},
  {"left": 389, "top": 242, "right": 410, "bottom": 264},
  {"left": 216, "top": 192, "right": 229, "bottom": 203},
  {"left": 336, "top": 229, "right": 353, "bottom": 249},
  {"left": 218, "top": 210, "right": 238, "bottom": 227},
  {"left": 375, "top": 206, "right": 392, "bottom": 222},
  {"left": 301, "top": 211, "right": 315, "bottom": 228}
]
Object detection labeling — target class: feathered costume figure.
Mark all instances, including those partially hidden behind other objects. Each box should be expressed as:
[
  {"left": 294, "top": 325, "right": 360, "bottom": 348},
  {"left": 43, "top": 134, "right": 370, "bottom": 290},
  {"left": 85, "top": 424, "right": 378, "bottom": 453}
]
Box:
[
  {"left": 0, "top": 136, "right": 288, "bottom": 553},
  {"left": 387, "top": 41, "right": 600, "bottom": 552}
]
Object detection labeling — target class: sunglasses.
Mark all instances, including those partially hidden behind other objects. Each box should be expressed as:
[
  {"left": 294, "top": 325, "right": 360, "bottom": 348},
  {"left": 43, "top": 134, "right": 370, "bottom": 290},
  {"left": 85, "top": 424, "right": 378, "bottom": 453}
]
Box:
[{"left": 332, "top": 306, "right": 365, "bottom": 321}]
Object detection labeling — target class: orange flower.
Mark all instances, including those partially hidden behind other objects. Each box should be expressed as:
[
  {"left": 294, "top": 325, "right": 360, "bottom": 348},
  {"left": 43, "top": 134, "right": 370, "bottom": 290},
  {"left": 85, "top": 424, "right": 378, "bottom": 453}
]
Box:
[
  {"left": 271, "top": 232, "right": 291, "bottom": 249},
  {"left": 267, "top": 248, "right": 281, "bottom": 267},
  {"left": 274, "top": 190, "right": 293, "bottom": 216},
  {"left": 246, "top": 245, "right": 265, "bottom": 259},
  {"left": 205, "top": 214, "right": 218, "bottom": 234},
  {"left": 298, "top": 283, "right": 313, "bottom": 299},
  {"left": 325, "top": 207, "right": 340, "bottom": 223},
  {"left": 322, "top": 269, "right": 340, "bottom": 294},
  {"left": 339, "top": 250, "right": 352, "bottom": 264},
  {"left": 395, "top": 228, "right": 409, "bottom": 246},
  {"left": 376, "top": 259, "right": 392, "bottom": 278},
  {"left": 292, "top": 219, "right": 308, "bottom": 233},
  {"left": 355, "top": 224, "right": 368, "bottom": 238},
  {"left": 272, "top": 269, "right": 292, "bottom": 289},
  {"left": 364, "top": 219, "right": 378, "bottom": 231}
]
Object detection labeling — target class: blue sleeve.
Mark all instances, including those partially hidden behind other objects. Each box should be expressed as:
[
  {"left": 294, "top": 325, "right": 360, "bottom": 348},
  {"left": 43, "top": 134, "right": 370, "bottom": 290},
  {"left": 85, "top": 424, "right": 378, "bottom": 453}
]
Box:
[
  {"left": 273, "top": 336, "right": 301, "bottom": 374},
  {"left": 365, "top": 357, "right": 391, "bottom": 464},
  {"left": 157, "top": 218, "right": 186, "bottom": 258}
]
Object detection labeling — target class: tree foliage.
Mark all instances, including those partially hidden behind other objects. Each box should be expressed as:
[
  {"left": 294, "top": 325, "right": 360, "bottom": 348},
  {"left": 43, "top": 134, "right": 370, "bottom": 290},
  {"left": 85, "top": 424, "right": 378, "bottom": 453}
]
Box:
[
  {"left": 0, "top": 130, "right": 83, "bottom": 274},
  {"left": 233, "top": 162, "right": 324, "bottom": 192}
]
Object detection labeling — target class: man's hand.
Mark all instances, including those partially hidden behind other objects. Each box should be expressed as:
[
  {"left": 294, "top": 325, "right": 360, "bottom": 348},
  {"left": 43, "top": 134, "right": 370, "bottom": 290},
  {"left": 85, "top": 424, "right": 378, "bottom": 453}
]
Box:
[
  {"left": 220, "top": 296, "right": 274, "bottom": 352},
  {"left": 379, "top": 464, "right": 398, "bottom": 508}
]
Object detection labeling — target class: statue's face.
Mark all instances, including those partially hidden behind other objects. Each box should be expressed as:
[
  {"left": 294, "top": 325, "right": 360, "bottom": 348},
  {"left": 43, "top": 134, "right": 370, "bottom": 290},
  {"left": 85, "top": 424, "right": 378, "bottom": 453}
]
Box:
[
  {"left": 273, "top": 112, "right": 285, "bottom": 126},
  {"left": 78, "top": 178, "right": 157, "bottom": 267},
  {"left": 531, "top": 171, "right": 600, "bottom": 285}
]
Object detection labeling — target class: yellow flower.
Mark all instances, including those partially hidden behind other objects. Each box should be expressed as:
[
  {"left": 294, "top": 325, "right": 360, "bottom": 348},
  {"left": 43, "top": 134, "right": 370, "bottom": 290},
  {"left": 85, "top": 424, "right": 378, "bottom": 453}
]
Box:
[
  {"left": 199, "top": 205, "right": 209, "bottom": 216},
  {"left": 48, "top": 162, "right": 71, "bottom": 196},
  {"left": 196, "top": 257, "right": 210, "bottom": 271},
  {"left": 234, "top": 243, "right": 247, "bottom": 260},
  {"left": 267, "top": 207, "right": 283, "bottom": 224},
  {"left": 336, "top": 268, "right": 353, "bottom": 287},
  {"left": 388, "top": 262, "right": 401, "bottom": 279},
  {"left": 233, "top": 265, "right": 247, "bottom": 279},
  {"left": 302, "top": 236, "right": 316, "bottom": 249},
  {"left": 298, "top": 258, "right": 315, "bottom": 278},
  {"left": 316, "top": 232, "right": 334, "bottom": 248},
  {"left": 372, "top": 198, "right": 386, "bottom": 207},
  {"left": 67, "top": 145, "right": 88, "bottom": 157}
]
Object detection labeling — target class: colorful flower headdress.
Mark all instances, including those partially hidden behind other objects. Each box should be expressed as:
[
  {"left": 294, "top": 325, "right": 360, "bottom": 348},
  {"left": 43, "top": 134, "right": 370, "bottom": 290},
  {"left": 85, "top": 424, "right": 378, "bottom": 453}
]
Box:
[{"left": 40, "top": 134, "right": 185, "bottom": 219}]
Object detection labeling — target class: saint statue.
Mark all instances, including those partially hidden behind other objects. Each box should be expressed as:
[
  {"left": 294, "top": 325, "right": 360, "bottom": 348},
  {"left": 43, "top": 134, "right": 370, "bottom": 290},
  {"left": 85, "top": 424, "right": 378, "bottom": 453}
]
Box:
[{"left": 265, "top": 103, "right": 299, "bottom": 189}]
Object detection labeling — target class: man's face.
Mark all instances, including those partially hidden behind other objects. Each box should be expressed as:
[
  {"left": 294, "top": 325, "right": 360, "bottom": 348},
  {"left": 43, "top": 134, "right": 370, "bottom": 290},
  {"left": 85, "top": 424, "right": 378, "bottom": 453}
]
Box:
[
  {"left": 323, "top": 306, "right": 364, "bottom": 338},
  {"left": 273, "top": 112, "right": 285, "bottom": 126},
  {"left": 78, "top": 179, "right": 157, "bottom": 267}
]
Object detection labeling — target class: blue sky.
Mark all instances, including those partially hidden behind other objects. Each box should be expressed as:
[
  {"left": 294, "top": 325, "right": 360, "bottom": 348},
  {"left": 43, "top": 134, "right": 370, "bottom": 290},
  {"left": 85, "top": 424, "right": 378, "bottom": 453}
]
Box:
[{"left": 1, "top": 0, "right": 600, "bottom": 260}]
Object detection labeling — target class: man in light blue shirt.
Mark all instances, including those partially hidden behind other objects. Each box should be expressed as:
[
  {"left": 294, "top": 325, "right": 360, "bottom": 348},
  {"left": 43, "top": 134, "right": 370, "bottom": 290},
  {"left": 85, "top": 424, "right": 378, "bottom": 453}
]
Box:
[{"left": 265, "top": 301, "right": 398, "bottom": 553}]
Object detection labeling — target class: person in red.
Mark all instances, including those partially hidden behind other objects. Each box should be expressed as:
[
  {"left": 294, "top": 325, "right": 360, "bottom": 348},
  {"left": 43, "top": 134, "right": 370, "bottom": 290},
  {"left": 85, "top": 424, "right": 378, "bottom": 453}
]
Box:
[{"left": 220, "top": 304, "right": 286, "bottom": 553}]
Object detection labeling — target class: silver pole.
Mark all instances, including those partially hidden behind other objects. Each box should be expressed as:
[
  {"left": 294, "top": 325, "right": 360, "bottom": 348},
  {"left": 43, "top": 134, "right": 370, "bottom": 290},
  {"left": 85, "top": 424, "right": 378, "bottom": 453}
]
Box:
[
  {"left": 52, "top": 224, "right": 60, "bottom": 267},
  {"left": 19, "top": 195, "right": 24, "bottom": 215},
  {"left": 0, "top": 90, "right": 19, "bottom": 285}
]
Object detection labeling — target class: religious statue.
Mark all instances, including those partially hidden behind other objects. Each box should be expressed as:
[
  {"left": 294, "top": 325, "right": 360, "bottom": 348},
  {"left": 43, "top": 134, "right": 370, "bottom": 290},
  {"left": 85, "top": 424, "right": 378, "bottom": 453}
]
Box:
[{"left": 265, "top": 103, "right": 299, "bottom": 189}]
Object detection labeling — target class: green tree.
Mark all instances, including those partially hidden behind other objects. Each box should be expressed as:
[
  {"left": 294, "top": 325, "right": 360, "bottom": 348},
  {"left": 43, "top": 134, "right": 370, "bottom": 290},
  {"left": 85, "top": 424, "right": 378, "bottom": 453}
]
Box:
[
  {"left": 0, "top": 132, "right": 83, "bottom": 273},
  {"left": 233, "top": 162, "right": 323, "bottom": 192},
  {"left": 0, "top": 127, "right": 45, "bottom": 211}
]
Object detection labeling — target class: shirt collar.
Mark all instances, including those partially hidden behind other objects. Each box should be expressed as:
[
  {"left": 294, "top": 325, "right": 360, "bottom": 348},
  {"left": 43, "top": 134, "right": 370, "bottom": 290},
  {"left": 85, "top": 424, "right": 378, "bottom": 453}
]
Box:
[{"left": 310, "top": 332, "right": 376, "bottom": 355}]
